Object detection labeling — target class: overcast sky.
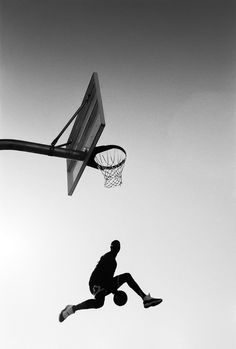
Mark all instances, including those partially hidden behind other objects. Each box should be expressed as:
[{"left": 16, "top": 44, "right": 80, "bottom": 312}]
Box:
[{"left": 0, "top": 1, "right": 236, "bottom": 348}]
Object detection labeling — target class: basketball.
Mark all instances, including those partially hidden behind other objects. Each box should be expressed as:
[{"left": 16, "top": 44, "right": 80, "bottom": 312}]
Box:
[{"left": 113, "top": 290, "right": 128, "bottom": 306}]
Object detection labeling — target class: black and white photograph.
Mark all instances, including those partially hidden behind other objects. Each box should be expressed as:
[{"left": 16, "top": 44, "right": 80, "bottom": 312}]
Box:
[{"left": 0, "top": 1, "right": 235, "bottom": 348}]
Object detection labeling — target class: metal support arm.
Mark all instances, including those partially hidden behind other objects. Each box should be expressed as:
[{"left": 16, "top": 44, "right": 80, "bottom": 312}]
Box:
[{"left": 0, "top": 139, "right": 86, "bottom": 161}]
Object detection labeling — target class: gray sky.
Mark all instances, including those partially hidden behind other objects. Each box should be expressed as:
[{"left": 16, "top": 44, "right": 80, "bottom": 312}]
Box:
[{"left": 1, "top": 1, "right": 236, "bottom": 348}]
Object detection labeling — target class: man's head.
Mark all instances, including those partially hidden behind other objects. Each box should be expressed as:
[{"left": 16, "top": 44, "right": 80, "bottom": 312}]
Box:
[{"left": 110, "top": 240, "right": 120, "bottom": 255}]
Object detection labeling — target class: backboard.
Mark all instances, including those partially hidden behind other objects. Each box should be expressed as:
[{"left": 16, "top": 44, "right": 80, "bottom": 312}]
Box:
[{"left": 66, "top": 73, "right": 105, "bottom": 195}]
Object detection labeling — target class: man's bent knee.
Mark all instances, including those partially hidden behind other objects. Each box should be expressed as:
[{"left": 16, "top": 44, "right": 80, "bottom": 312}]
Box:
[
  {"left": 123, "top": 272, "right": 132, "bottom": 281},
  {"left": 94, "top": 297, "right": 105, "bottom": 309}
]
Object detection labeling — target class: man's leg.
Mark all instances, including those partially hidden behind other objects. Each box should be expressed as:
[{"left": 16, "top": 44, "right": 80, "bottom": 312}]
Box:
[
  {"left": 59, "top": 287, "right": 106, "bottom": 322},
  {"left": 112, "top": 273, "right": 163, "bottom": 308},
  {"left": 73, "top": 288, "right": 105, "bottom": 311},
  {"left": 113, "top": 273, "right": 146, "bottom": 299}
]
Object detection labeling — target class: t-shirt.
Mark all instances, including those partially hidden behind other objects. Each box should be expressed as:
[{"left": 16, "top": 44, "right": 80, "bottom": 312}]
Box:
[{"left": 89, "top": 251, "right": 117, "bottom": 287}]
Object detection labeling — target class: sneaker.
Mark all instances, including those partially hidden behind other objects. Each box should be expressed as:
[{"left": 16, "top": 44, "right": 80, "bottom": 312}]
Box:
[
  {"left": 143, "top": 293, "right": 162, "bottom": 308},
  {"left": 59, "top": 305, "right": 74, "bottom": 322}
]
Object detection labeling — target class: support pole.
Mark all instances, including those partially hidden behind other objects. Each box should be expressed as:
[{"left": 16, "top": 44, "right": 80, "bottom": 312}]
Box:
[{"left": 0, "top": 139, "right": 86, "bottom": 161}]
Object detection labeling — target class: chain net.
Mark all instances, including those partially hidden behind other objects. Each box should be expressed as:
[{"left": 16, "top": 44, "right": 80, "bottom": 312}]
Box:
[{"left": 94, "top": 147, "right": 126, "bottom": 188}]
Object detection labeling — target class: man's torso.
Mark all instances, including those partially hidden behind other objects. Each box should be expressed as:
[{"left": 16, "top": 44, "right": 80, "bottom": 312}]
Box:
[{"left": 89, "top": 251, "right": 117, "bottom": 288}]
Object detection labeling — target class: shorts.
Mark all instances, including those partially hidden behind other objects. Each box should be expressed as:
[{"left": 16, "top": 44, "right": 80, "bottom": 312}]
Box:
[{"left": 89, "top": 275, "right": 121, "bottom": 297}]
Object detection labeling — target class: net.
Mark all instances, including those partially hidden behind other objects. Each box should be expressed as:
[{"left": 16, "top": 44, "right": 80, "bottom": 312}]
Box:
[{"left": 94, "top": 146, "right": 127, "bottom": 188}]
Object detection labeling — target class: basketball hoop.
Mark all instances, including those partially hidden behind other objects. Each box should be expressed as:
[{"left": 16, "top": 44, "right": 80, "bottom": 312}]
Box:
[{"left": 90, "top": 145, "right": 127, "bottom": 188}]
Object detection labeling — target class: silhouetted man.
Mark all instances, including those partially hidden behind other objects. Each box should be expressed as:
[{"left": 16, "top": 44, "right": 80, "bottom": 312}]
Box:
[{"left": 59, "top": 240, "right": 162, "bottom": 322}]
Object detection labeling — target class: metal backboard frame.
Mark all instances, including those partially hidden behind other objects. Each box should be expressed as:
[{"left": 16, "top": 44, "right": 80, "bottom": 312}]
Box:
[{"left": 66, "top": 73, "right": 105, "bottom": 195}]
